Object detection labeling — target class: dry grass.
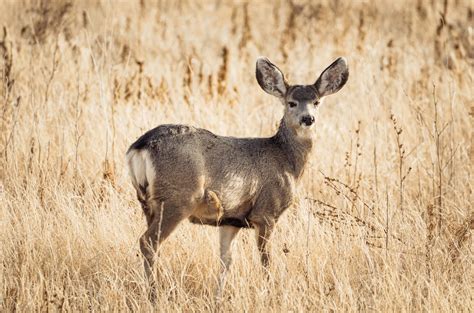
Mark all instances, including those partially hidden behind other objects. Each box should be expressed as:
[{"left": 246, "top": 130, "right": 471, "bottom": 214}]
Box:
[{"left": 1, "top": 0, "right": 473, "bottom": 311}]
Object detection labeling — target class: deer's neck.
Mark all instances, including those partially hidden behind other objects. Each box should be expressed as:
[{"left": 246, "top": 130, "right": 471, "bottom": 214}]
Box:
[{"left": 273, "top": 119, "right": 313, "bottom": 179}]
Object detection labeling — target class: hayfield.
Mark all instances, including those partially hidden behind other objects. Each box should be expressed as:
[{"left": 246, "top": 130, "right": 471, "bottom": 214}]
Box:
[{"left": 0, "top": 0, "right": 473, "bottom": 311}]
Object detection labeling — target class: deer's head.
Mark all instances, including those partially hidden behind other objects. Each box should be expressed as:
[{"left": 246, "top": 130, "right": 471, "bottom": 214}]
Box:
[{"left": 256, "top": 57, "right": 348, "bottom": 137}]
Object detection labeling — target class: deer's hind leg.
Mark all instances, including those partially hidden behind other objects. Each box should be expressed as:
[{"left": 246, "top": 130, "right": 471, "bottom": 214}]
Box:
[
  {"left": 137, "top": 188, "right": 154, "bottom": 227},
  {"left": 139, "top": 199, "right": 189, "bottom": 302}
]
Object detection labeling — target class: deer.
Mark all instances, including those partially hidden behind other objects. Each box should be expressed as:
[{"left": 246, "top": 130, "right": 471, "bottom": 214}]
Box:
[{"left": 126, "top": 56, "right": 349, "bottom": 301}]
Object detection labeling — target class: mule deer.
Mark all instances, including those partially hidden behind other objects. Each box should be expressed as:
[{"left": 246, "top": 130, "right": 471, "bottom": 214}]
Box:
[{"left": 126, "top": 56, "right": 348, "bottom": 300}]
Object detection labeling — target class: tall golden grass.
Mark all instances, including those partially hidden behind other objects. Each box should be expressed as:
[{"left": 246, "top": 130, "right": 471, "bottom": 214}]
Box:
[{"left": 0, "top": 0, "right": 472, "bottom": 311}]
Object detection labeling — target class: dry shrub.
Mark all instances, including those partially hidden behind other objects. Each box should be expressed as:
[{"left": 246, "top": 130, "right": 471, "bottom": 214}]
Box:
[
  {"left": 0, "top": 0, "right": 472, "bottom": 311},
  {"left": 20, "top": 0, "right": 74, "bottom": 44}
]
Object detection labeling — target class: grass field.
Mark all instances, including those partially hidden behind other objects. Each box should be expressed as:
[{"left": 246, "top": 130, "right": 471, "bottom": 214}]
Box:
[{"left": 0, "top": 0, "right": 473, "bottom": 311}]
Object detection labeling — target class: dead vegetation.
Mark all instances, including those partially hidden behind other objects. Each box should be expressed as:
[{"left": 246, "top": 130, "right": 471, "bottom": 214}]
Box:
[{"left": 0, "top": 0, "right": 472, "bottom": 311}]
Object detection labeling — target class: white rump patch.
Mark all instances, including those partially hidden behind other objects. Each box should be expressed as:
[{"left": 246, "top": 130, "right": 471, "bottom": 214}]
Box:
[{"left": 126, "top": 149, "right": 156, "bottom": 197}]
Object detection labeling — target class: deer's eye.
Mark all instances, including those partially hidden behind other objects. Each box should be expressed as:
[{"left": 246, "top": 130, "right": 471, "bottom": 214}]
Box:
[
  {"left": 313, "top": 101, "right": 320, "bottom": 107},
  {"left": 288, "top": 101, "right": 297, "bottom": 108}
]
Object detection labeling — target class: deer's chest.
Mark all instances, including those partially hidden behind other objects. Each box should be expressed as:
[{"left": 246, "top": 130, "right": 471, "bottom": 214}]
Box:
[{"left": 247, "top": 172, "right": 298, "bottom": 222}]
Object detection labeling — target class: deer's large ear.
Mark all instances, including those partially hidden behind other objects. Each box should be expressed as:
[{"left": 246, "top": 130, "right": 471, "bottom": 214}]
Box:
[
  {"left": 314, "top": 57, "right": 349, "bottom": 97},
  {"left": 256, "top": 57, "right": 288, "bottom": 98}
]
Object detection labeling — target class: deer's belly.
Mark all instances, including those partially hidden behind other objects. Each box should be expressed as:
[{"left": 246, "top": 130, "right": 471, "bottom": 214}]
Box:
[{"left": 188, "top": 197, "right": 254, "bottom": 228}]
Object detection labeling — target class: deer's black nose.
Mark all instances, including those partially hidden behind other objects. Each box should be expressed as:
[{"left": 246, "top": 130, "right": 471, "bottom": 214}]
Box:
[{"left": 301, "top": 115, "right": 315, "bottom": 126}]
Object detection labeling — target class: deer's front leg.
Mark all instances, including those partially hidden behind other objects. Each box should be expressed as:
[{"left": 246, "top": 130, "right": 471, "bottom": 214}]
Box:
[
  {"left": 249, "top": 191, "right": 280, "bottom": 268},
  {"left": 255, "top": 221, "right": 275, "bottom": 267},
  {"left": 216, "top": 225, "right": 240, "bottom": 300}
]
